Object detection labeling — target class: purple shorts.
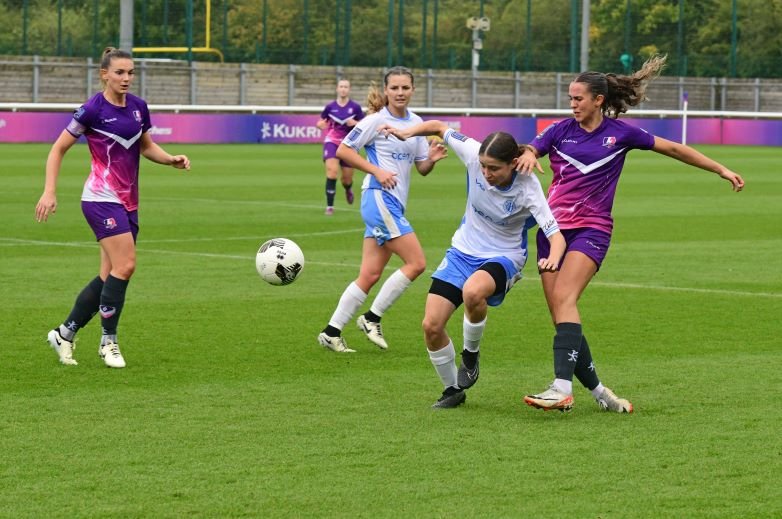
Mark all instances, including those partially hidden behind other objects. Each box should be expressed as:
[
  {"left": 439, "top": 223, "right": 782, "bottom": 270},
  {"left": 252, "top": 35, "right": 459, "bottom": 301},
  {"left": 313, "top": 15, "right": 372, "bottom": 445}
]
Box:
[
  {"left": 82, "top": 201, "right": 138, "bottom": 242},
  {"left": 323, "top": 141, "right": 349, "bottom": 167},
  {"left": 537, "top": 227, "right": 611, "bottom": 271}
]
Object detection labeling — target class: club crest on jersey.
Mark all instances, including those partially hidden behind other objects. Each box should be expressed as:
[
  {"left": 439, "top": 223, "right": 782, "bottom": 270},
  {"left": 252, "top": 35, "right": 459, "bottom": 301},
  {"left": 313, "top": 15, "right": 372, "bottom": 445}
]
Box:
[
  {"left": 503, "top": 199, "right": 516, "bottom": 214},
  {"left": 602, "top": 136, "right": 617, "bottom": 148},
  {"left": 103, "top": 218, "right": 117, "bottom": 229},
  {"left": 133, "top": 110, "right": 142, "bottom": 122}
]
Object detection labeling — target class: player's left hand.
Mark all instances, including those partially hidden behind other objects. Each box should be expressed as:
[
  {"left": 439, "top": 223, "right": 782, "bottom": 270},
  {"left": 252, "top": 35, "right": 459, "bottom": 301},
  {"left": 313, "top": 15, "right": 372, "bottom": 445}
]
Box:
[
  {"left": 721, "top": 169, "right": 744, "bottom": 192},
  {"left": 171, "top": 155, "right": 190, "bottom": 170},
  {"left": 516, "top": 149, "right": 543, "bottom": 176},
  {"left": 537, "top": 257, "right": 560, "bottom": 272}
]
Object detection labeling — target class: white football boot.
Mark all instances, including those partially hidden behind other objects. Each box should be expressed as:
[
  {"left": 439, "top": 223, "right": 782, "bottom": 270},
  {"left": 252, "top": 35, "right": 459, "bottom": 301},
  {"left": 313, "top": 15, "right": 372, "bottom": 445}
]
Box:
[
  {"left": 99, "top": 342, "right": 126, "bottom": 368},
  {"left": 47, "top": 328, "right": 78, "bottom": 366}
]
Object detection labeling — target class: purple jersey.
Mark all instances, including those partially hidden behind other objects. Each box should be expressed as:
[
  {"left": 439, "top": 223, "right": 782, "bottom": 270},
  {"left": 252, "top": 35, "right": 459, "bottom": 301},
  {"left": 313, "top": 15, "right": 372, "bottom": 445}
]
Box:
[
  {"left": 320, "top": 100, "right": 364, "bottom": 144},
  {"left": 65, "top": 92, "right": 152, "bottom": 211},
  {"left": 530, "top": 117, "right": 654, "bottom": 234}
]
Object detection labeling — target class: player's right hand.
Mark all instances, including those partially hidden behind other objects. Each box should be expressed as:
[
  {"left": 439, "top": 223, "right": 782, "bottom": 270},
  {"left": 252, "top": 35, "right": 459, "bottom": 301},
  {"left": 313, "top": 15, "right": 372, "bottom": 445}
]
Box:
[
  {"left": 35, "top": 192, "right": 57, "bottom": 222},
  {"left": 374, "top": 168, "right": 398, "bottom": 189}
]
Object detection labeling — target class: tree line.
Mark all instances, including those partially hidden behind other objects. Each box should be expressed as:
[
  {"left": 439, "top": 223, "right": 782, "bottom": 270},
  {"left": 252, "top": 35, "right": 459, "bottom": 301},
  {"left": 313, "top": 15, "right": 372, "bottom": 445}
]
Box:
[{"left": 1, "top": 0, "right": 780, "bottom": 78}]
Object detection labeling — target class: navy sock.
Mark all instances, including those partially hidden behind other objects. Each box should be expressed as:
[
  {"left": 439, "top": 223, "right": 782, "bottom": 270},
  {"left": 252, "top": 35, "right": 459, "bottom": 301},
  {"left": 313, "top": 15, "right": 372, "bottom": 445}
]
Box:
[
  {"left": 325, "top": 178, "right": 337, "bottom": 206},
  {"left": 553, "top": 322, "right": 583, "bottom": 382},
  {"left": 100, "top": 275, "right": 129, "bottom": 336},
  {"left": 62, "top": 276, "right": 104, "bottom": 338},
  {"left": 574, "top": 335, "right": 600, "bottom": 390}
]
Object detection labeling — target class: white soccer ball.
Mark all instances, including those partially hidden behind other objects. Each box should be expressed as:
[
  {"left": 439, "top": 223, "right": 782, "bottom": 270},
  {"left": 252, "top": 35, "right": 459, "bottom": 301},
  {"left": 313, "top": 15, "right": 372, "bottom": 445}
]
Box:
[{"left": 255, "top": 238, "right": 305, "bottom": 285}]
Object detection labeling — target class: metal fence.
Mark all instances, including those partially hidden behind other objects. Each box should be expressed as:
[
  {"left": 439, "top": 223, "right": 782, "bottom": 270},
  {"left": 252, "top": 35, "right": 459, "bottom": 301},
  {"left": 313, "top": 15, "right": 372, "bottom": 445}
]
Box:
[{"left": 2, "top": 56, "right": 781, "bottom": 112}]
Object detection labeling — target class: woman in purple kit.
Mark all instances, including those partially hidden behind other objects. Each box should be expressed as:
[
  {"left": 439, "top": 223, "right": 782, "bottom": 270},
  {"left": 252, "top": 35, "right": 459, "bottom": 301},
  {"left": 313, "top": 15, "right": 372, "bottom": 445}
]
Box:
[
  {"left": 519, "top": 55, "right": 744, "bottom": 413},
  {"left": 316, "top": 79, "right": 365, "bottom": 215},
  {"left": 35, "top": 47, "right": 190, "bottom": 368}
]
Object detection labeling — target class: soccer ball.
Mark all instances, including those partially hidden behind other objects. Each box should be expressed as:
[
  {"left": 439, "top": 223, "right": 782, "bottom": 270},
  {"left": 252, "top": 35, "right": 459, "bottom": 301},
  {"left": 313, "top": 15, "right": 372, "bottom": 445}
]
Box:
[{"left": 255, "top": 238, "right": 305, "bottom": 285}]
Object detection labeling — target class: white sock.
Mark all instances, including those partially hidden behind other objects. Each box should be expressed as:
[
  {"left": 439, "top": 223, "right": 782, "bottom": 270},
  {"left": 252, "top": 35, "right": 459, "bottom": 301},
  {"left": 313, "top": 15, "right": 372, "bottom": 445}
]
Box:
[
  {"left": 590, "top": 383, "right": 605, "bottom": 399},
  {"left": 328, "top": 282, "right": 367, "bottom": 330},
  {"left": 463, "top": 315, "right": 486, "bottom": 353},
  {"left": 369, "top": 269, "right": 412, "bottom": 317},
  {"left": 553, "top": 378, "right": 573, "bottom": 395},
  {"left": 428, "top": 340, "right": 458, "bottom": 389}
]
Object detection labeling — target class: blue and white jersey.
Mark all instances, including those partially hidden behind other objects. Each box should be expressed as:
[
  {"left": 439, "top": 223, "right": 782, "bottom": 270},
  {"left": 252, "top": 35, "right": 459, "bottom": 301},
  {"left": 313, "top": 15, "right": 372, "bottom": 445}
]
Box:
[
  {"left": 342, "top": 107, "right": 429, "bottom": 209},
  {"left": 444, "top": 128, "right": 560, "bottom": 268}
]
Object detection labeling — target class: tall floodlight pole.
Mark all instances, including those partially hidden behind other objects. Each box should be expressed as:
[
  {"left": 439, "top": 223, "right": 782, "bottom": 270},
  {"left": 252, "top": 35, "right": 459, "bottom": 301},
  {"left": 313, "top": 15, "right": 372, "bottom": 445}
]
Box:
[
  {"left": 119, "top": 0, "right": 134, "bottom": 52},
  {"left": 580, "top": 0, "right": 590, "bottom": 71},
  {"left": 466, "top": 15, "right": 490, "bottom": 73},
  {"left": 466, "top": 15, "right": 490, "bottom": 108}
]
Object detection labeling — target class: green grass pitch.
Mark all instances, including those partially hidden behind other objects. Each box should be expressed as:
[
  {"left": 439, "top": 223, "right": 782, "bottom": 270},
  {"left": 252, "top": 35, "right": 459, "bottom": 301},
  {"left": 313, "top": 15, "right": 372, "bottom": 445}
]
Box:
[{"left": 1, "top": 143, "right": 780, "bottom": 517}]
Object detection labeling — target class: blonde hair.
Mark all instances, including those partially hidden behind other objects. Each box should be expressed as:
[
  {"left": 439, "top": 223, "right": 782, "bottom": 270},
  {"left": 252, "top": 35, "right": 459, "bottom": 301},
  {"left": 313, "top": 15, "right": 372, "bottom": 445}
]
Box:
[{"left": 575, "top": 55, "right": 667, "bottom": 118}]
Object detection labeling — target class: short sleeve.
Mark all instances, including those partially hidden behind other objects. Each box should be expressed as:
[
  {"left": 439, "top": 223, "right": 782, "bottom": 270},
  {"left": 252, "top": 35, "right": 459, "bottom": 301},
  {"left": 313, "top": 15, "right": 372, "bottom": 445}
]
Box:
[
  {"left": 343, "top": 112, "right": 379, "bottom": 150},
  {"left": 65, "top": 104, "right": 96, "bottom": 138},
  {"left": 443, "top": 128, "right": 481, "bottom": 166},
  {"left": 529, "top": 121, "right": 559, "bottom": 157},
  {"left": 625, "top": 124, "right": 655, "bottom": 150},
  {"left": 522, "top": 174, "right": 560, "bottom": 237}
]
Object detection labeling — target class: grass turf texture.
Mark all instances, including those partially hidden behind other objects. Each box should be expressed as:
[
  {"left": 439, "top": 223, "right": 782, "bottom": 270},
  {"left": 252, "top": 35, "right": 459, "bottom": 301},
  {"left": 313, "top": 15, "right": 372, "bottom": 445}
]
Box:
[{"left": 1, "top": 143, "right": 780, "bottom": 518}]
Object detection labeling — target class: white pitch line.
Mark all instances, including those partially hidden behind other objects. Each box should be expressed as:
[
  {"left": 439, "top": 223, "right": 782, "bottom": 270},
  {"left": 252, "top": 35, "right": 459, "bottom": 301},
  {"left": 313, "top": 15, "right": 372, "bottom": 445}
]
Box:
[
  {"left": 589, "top": 280, "right": 781, "bottom": 299},
  {"left": 2, "top": 236, "right": 780, "bottom": 299},
  {"left": 146, "top": 196, "right": 362, "bottom": 213},
  {"left": 0, "top": 226, "right": 364, "bottom": 246},
  {"left": 118, "top": 227, "right": 365, "bottom": 244}
]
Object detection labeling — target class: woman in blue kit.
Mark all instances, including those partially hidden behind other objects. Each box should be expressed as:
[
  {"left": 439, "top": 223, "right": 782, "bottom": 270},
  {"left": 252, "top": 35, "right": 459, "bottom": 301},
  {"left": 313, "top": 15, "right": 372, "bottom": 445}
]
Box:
[
  {"left": 316, "top": 66, "right": 447, "bottom": 353},
  {"left": 381, "top": 120, "right": 566, "bottom": 408}
]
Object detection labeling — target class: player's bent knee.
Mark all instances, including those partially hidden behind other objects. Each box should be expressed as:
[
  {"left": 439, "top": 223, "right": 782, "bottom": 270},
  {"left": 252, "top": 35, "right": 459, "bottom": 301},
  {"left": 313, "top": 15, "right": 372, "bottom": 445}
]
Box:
[
  {"left": 462, "top": 286, "right": 489, "bottom": 309},
  {"left": 421, "top": 316, "right": 445, "bottom": 341}
]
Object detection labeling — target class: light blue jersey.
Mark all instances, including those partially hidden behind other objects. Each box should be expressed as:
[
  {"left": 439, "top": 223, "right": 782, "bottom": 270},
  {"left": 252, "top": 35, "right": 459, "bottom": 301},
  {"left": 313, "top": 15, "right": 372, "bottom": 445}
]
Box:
[
  {"left": 443, "top": 128, "right": 560, "bottom": 269},
  {"left": 342, "top": 107, "right": 429, "bottom": 210}
]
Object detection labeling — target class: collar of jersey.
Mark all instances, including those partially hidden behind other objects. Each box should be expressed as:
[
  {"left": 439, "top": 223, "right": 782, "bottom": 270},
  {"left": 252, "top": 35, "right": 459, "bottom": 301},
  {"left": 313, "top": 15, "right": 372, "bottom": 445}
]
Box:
[{"left": 382, "top": 107, "right": 411, "bottom": 121}]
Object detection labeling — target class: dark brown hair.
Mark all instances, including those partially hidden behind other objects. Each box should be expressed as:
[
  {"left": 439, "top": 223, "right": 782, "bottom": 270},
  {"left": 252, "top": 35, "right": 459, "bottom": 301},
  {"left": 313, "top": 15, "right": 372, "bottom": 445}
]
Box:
[
  {"left": 479, "top": 132, "right": 523, "bottom": 163},
  {"left": 575, "top": 55, "right": 667, "bottom": 118}
]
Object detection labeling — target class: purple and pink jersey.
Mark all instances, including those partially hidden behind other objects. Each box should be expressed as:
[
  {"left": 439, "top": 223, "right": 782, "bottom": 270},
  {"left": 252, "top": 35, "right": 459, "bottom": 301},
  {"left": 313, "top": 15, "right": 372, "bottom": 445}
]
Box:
[
  {"left": 320, "top": 100, "right": 364, "bottom": 144},
  {"left": 65, "top": 92, "right": 151, "bottom": 211},
  {"left": 530, "top": 117, "right": 655, "bottom": 234}
]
